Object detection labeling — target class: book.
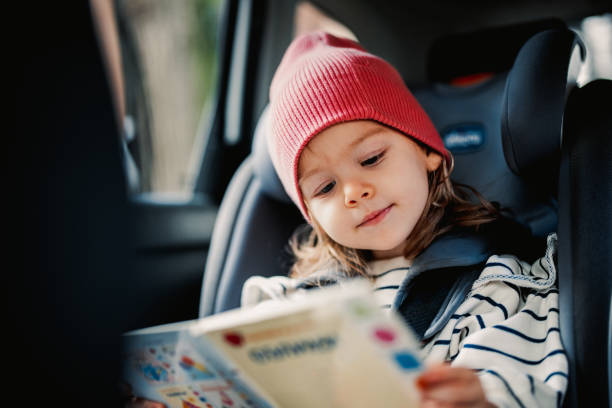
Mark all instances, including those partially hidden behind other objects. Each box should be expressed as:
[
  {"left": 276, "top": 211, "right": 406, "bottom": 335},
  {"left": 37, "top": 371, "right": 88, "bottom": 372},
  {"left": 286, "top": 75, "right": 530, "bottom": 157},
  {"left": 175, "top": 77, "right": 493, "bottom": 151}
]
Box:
[{"left": 121, "top": 280, "right": 424, "bottom": 408}]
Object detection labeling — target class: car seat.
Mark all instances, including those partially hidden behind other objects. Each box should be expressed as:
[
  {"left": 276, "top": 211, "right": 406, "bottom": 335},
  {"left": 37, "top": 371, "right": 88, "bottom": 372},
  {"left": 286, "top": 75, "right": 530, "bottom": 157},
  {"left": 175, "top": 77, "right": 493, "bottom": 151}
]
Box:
[
  {"left": 412, "top": 19, "right": 571, "bottom": 238},
  {"left": 557, "top": 78, "right": 612, "bottom": 407},
  {"left": 198, "top": 26, "right": 610, "bottom": 407}
]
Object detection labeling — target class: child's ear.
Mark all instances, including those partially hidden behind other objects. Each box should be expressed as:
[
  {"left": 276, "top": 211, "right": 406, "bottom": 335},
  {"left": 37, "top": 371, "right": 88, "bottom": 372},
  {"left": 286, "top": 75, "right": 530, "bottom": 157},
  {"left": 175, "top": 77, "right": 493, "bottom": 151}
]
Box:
[{"left": 425, "top": 151, "right": 443, "bottom": 172}]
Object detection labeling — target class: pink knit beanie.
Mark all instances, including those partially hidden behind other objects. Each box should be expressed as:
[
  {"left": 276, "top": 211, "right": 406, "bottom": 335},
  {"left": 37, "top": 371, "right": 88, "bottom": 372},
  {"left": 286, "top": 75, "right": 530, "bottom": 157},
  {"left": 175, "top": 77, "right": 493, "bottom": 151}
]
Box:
[{"left": 268, "top": 31, "right": 449, "bottom": 221}]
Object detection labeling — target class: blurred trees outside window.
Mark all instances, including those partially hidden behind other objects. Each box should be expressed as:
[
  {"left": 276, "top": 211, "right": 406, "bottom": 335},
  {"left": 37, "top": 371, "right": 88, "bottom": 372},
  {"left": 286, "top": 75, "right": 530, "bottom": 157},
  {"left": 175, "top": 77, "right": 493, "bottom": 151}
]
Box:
[{"left": 115, "top": 0, "right": 223, "bottom": 198}]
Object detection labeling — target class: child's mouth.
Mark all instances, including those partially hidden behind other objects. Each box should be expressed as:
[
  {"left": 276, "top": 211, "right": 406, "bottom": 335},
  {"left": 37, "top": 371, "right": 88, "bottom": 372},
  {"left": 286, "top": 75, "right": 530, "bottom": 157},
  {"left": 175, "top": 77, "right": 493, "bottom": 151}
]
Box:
[{"left": 358, "top": 205, "right": 393, "bottom": 227}]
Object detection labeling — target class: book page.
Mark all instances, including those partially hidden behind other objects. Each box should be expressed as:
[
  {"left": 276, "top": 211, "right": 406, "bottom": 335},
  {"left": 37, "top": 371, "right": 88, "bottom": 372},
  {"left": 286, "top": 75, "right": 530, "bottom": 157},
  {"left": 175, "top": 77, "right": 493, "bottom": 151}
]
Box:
[
  {"left": 122, "top": 320, "right": 275, "bottom": 408},
  {"left": 186, "top": 281, "right": 423, "bottom": 408}
]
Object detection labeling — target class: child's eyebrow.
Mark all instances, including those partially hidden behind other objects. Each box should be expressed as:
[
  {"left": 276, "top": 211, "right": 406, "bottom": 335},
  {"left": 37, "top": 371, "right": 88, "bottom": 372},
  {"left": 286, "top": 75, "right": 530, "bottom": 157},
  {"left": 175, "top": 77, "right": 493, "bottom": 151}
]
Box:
[
  {"left": 348, "top": 126, "right": 387, "bottom": 149},
  {"left": 298, "top": 168, "right": 320, "bottom": 186},
  {"left": 298, "top": 126, "right": 386, "bottom": 184}
]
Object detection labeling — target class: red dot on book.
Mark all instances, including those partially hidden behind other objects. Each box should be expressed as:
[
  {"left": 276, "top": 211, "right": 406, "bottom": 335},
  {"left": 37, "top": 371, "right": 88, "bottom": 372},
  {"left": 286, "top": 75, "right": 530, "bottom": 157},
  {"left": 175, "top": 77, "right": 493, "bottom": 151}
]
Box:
[
  {"left": 181, "top": 355, "right": 195, "bottom": 366},
  {"left": 224, "top": 332, "right": 244, "bottom": 347},
  {"left": 374, "top": 328, "right": 396, "bottom": 343}
]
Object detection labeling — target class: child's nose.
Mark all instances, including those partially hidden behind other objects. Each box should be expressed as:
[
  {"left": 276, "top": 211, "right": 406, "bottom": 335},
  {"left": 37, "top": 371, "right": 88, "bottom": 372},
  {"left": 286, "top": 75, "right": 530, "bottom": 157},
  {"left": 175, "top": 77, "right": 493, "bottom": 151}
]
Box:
[{"left": 344, "top": 182, "right": 374, "bottom": 207}]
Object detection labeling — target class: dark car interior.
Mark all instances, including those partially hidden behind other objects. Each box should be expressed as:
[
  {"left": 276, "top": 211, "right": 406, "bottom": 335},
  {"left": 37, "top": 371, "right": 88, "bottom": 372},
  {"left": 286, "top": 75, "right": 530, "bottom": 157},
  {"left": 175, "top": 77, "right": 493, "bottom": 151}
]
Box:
[{"left": 14, "top": 0, "right": 610, "bottom": 406}]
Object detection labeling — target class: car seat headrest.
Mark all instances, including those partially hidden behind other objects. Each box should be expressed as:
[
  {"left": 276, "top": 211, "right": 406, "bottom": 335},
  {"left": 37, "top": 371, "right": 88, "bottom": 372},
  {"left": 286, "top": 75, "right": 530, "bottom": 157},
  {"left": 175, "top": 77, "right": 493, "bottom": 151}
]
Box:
[
  {"left": 427, "top": 18, "right": 566, "bottom": 83},
  {"left": 413, "top": 25, "right": 583, "bottom": 237},
  {"left": 501, "top": 28, "right": 585, "bottom": 190},
  {"left": 251, "top": 105, "right": 292, "bottom": 203}
]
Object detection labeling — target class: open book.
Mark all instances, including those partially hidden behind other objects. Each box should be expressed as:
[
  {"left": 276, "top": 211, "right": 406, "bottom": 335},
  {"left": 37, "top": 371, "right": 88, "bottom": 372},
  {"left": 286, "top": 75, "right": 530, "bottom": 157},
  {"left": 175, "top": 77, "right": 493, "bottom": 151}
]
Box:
[{"left": 121, "top": 281, "right": 423, "bottom": 408}]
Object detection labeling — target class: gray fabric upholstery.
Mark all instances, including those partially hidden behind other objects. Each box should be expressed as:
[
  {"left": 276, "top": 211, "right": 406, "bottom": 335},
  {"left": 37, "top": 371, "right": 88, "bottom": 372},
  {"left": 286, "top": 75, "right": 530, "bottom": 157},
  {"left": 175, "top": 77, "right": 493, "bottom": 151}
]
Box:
[
  {"left": 251, "top": 106, "right": 292, "bottom": 203},
  {"left": 199, "top": 110, "right": 302, "bottom": 317},
  {"left": 501, "top": 29, "right": 584, "bottom": 191},
  {"left": 415, "top": 29, "right": 584, "bottom": 237}
]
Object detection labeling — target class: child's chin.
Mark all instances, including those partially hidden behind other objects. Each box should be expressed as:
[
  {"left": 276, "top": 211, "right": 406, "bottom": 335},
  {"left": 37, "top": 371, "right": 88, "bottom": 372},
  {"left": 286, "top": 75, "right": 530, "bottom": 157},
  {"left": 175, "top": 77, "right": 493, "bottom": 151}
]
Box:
[{"left": 369, "top": 242, "right": 409, "bottom": 258}]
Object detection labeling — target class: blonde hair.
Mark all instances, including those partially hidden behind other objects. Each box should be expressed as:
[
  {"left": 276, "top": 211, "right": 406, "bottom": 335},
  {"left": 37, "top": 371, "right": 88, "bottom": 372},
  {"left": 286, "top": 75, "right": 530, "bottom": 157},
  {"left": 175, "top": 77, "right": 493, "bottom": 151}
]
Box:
[{"left": 288, "top": 153, "right": 500, "bottom": 279}]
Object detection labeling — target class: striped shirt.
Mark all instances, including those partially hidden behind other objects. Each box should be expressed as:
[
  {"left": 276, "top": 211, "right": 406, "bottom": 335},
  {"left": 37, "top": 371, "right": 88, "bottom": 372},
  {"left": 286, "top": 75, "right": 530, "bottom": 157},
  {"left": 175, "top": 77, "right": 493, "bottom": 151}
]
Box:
[
  {"left": 241, "top": 233, "right": 567, "bottom": 408},
  {"left": 419, "top": 234, "right": 566, "bottom": 408},
  {"left": 367, "top": 256, "right": 413, "bottom": 311}
]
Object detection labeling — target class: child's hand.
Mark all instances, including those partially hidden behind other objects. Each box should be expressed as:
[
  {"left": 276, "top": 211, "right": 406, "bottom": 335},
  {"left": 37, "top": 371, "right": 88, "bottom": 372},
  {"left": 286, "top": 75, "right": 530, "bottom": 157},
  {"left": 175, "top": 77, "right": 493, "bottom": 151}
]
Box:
[{"left": 416, "top": 363, "right": 496, "bottom": 408}]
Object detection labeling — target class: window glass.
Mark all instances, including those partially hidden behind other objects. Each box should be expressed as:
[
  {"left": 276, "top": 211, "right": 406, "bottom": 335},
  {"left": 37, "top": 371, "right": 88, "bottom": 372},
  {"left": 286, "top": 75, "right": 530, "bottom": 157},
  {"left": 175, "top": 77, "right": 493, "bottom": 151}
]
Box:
[
  {"left": 115, "top": 0, "right": 223, "bottom": 197},
  {"left": 571, "top": 13, "right": 612, "bottom": 85}
]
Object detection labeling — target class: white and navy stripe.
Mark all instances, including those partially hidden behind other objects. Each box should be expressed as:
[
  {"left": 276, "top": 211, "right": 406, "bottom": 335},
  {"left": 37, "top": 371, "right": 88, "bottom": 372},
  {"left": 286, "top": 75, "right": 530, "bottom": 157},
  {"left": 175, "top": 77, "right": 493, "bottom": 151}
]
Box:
[
  {"left": 367, "top": 256, "right": 413, "bottom": 311},
  {"left": 422, "top": 234, "right": 567, "bottom": 408}
]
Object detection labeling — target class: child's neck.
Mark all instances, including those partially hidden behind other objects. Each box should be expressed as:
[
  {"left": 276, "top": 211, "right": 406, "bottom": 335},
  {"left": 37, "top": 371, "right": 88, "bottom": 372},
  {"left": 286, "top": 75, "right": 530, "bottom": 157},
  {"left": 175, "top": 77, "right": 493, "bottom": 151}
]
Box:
[{"left": 370, "top": 245, "right": 410, "bottom": 260}]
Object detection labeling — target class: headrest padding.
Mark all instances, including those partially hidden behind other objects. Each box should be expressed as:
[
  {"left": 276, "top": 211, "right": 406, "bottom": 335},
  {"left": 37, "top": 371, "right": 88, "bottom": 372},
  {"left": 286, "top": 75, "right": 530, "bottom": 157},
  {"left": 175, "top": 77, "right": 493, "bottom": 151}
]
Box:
[
  {"left": 427, "top": 18, "right": 566, "bottom": 83},
  {"left": 251, "top": 106, "right": 292, "bottom": 203},
  {"left": 502, "top": 28, "right": 584, "bottom": 190}
]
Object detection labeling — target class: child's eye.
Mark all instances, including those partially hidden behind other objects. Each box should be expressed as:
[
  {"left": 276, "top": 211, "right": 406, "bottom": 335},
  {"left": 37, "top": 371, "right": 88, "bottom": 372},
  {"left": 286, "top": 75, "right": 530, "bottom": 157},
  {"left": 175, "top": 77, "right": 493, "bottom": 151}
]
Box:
[
  {"left": 316, "top": 181, "right": 336, "bottom": 196},
  {"left": 361, "top": 151, "right": 384, "bottom": 166}
]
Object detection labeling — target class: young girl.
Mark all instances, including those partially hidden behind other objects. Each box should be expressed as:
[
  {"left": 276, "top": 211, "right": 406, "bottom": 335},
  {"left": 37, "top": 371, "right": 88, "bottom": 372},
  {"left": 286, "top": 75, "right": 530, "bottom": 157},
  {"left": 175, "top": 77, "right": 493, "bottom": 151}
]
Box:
[{"left": 241, "top": 31, "right": 568, "bottom": 408}]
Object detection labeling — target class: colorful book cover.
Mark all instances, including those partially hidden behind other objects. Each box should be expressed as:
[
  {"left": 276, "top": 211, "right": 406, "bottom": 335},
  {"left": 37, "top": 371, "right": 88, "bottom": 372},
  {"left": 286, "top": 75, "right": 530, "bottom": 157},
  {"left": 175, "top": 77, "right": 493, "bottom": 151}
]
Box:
[
  {"left": 122, "top": 281, "right": 423, "bottom": 407},
  {"left": 121, "top": 320, "right": 275, "bottom": 408},
  {"left": 184, "top": 280, "right": 423, "bottom": 408},
  {"left": 329, "top": 292, "right": 423, "bottom": 407}
]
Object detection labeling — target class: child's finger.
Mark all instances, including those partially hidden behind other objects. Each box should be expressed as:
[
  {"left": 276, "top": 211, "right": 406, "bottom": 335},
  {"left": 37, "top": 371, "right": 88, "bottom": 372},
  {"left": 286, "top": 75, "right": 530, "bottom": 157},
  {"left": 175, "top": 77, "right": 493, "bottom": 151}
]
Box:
[
  {"left": 417, "top": 364, "right": 476, "bottom": 388},
  {"left": 419, "top": 380, "right": 485, "bottom": 404},
  {"left": 416, "top": 364, "right": 491, "bottom": 405},
  {"left": 419, "top": 398, "right": 441, "bottom": 408},
  {"left": 419, "top": 398, "right": 456, "bottom": 408}
]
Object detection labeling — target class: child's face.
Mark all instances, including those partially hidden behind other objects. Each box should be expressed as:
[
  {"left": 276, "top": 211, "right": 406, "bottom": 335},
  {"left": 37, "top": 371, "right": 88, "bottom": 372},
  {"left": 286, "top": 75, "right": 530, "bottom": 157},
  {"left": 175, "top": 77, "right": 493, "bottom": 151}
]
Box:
[{"left": 298, "top": 120, "right": 442, "bottom": 259}]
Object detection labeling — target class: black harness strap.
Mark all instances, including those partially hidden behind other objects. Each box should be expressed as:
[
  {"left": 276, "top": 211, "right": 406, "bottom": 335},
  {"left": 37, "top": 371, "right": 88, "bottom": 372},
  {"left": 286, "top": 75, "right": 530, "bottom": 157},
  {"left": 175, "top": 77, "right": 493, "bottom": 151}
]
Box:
[{"left": 397, "top": 263, "right": 483, "bottom": 342}]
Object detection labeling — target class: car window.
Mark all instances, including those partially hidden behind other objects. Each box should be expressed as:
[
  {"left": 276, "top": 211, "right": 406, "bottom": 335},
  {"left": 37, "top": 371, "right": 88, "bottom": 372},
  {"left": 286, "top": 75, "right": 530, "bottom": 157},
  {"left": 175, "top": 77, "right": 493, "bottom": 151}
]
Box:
[
  {"left": 114, "top": 0, "right": 223, "bottom": 199},
  {"left": 570, "top": 13, "right": 612, "bottom": 84}
]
